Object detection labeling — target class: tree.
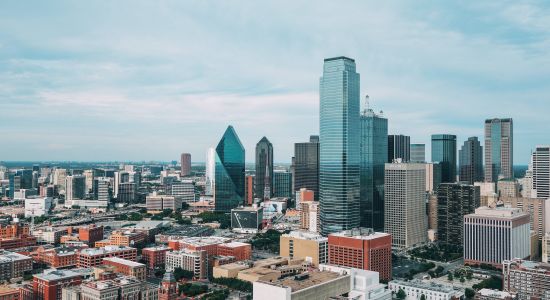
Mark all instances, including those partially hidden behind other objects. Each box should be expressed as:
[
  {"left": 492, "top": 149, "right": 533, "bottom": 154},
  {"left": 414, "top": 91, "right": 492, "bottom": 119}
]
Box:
[
  {"left": 420, "top": 294, "right": 426, "bottom": 300},
  {"left": 447, "top": 273, "right": 454, "bottom": 281},
  {"left": 460, "top": 277, "right": 465, "bottom": 283},
  {"left": 435, "top": 266, "right": 444, "bottom": 274},
  {"left": 465, "top": 288, "right": 475, "bottom": 299},
  {"left": 396, "top": 289, "right": 406, "bottom": 300},
  {"left": 173, "top": 267, "right": 194, "bottom": 280}
]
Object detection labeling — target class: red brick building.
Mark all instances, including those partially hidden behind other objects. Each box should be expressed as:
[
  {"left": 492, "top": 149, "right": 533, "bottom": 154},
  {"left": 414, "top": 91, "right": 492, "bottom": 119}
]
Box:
[
  {"left": 36, "top": 248, "right": 77, "bottom": 268},
  {"left": 328, "top": 229, "right": 392, "bottom": 281},
  {"left": 33, "top": 270, "right": 82, "bottom": 300},
  {"left": 77, "top": 246, "right": 137, "bottom": 268},
  {"left": 244, "top": 175, "right": 254, "bottom": 206},
  {"left": 78, "top": 225, "right": 104, "bottom": 246},
  {"left": 142, "top": 246, "right": 170, "bottom": 273},
  {"left": 102, "top": 257, "right": 146, "bottom": 281},
  {"left": 217, "top": 242, "right": 252, "bottom": 261},
  {"left": 0, "top": 286, "right": 19, "bottom": 300}
]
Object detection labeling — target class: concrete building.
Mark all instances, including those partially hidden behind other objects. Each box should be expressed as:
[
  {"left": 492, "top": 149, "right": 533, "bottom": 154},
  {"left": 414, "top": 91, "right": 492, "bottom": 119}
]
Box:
[
  {"left": 531, "top": 146, "right": 550, "bottom": 199},
  {"left": 146, "top": 194, "right": 181, "bottom": 213},
  {"left": 327, "top": 229, "right": 392, "bottom": 281},
  {"left": 475, "top": 182, "right": 498, "bottom": 207},
  {"left": 464, "top": 207, "right": 530, "bottom": 267},
  {"left": 543, "top": 233, "right": 550, "bottom": 263},
  {"left": 170, "top": 180, "right": 197, "bottom": 203},
  {"left": 503, "top": 259, "right": 550, "bottom": 299},
  {"left": 0, "top": 250, "right": 32, "bottom": 279},
  {"left": 180, "top": 153, "right": 191, "bottom": 177},
  {"left": 77, "top": 246, "right": 137, "bottom": 268},
  {"left": 384, "top": 162, "right": 427, "bottom": 249},
  {"left": 300, "top": 201, "right": 319, "bottom": 232},
  {"left": 475, "top": 289, "right": 515, "bottom": 300},
  {"left": 500, "top": 197, "right": 550, "bottom": 241},
  {"left": 497, "top": 179, "right": 521, "bottom": 198},
  {"left": 102, "top": 257, "right": 146, "bottom": 281},
  {"left": 294, "top": 136, "right": 320, "bottom": 201},
  {"left": 33, "top": 269, "right": 82, "bottom": 300},
  {"left": 388, "top": 280, "right": 464, "bottom": 300},
  {"left": 280, "top": 231, "right": 328, "bottom": 267},
  {"left": 485, "top": 118, "right": 513, "bottom": 182},
  {"left": 410, "top": 143, "right": 425, "bottom": 163},
  {"left": 32, "top": 228, "right": 68, "bottom": 244},
  {"left": 425, "top": 163, "right": 442, "bottom": 193},
  {"left": 165, "top": 249, "right": 207, "bottom": 279},
  {"left": 24, "top": 197, "right": 52, "bottom": 217},
  {"left": 436, "top": 183, "right": 479, "bottom": 246}
]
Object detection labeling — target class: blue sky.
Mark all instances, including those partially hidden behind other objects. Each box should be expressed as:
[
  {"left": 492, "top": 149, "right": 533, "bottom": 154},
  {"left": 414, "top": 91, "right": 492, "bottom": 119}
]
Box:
[{"left": 1, "top": 1, "right": 549, "bottom": 164}]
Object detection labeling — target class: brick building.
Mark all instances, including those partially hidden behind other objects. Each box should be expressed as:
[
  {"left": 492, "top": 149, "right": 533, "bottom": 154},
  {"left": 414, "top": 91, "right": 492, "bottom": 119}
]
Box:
[
  {"left": 33, "top": 270, "right": 82, "bottom": 300},
  {"left": 141, "top": 246, "right": 170, "bottom": 274},
  {"left": 36, "top": 248, "right": 77, "bottom": 269},
  {"left": 0, "top": 286, "right": 19, "bottom": 300},
  {"left": 217, "top": 242, "right": 252, "bottom": 261},
  {"left": 327, "top": 228, "right": 392, "bottom": 281},
  {"left": 102, "top": 257, "right": 146, "bottom": 281},
  {"left": 77, "top": 246, "right": 137, "bottom": 268},
  {"left": 95, "top": 230, "right": 146, "bottom": 248},
  {"left": 77, "top": 225, "right": 104, "bottom": 246},
  {"left": 0, "top": 250, "right": 32, "bottom": 279}
]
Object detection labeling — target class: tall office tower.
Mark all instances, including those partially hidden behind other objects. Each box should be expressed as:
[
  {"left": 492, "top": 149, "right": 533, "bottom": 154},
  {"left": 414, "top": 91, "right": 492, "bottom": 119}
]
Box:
[
  {"left": 180, "top": 153, "right": 191, "bottom": 177},
  {"left": 410, "top": 144, "right": 425, "bottom": 163},
  {"left": 388, "top": 135, "right": 410, "bottom": 162},
  {"left": 459, "top": 137, "right": 483, "bottom": 184},
  {"left": 213, "top": 126, "right": 245, "bottom": 212},
  {"left": 83, "top": 170, "right": 94, "bottom": 194},
  {"left": 436, "top": 183, "right": 480, "bottom": 246},
  {"left": 521, "top": 163, "right": 533, "bottom": 198},
  {"left": 360, "top": 108, "right": 388, "bottom": 230},
  {"left": 294, "top": 135, "right": 320, "bottom": 201},
  {"left": 531, "top": 146, "right": 550, "bottom": 199},
  {"left": 273, "top": 171, "right": 292, "bottom": 198},
  {"left": 244, "top": 175, "right": 254, "bottom": 205},
  {"left": 117, "top": 182, "right": 136, "bottom": 203},
  {"left": 543, "top": 233, "right": 550, "bottom": 263},
  {"left": 485, "top": 118, "right": 513, "bottom": 182},
  {"left": 425, "top": 162, "right": 442, "bottom": 193},
  {"left": 431, "top": 134, "right": 457, "bottom": 183},
  {"left": 384, "top": 162, "right": 427, "bottom": 249},
  {"left": 53, "top": 168, "right": 67, "bottom": 189},
  {"left": 205, "top": 148, "right": 216, "bottom": 197},
  {"left": 65, "top": 175, "right": 86, "bottom": 201},
  {"left": 255, "top": 137, "right": 274, "bottom": 200},
  {"left": 93, "top": 177, "right": 111, "bottom": 202},
  {"left": 319, "top": 56, "right": 361, "bottom": 235},
  {"left": 464, "top": 207, "right": 530, "bottom": 267}
]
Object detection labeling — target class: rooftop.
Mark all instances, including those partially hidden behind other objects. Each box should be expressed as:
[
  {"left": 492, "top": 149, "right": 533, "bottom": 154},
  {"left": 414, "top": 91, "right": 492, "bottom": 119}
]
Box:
[
  {"left": 283, "top": 231, "right": 328, "bottom": 242},
  {"left": 219, "top": 242, "right": 251, "bottom": 248},
  {"left": 477, "top": 289, "right": 514, "bottom": 299},
  {"left": 34, "top": 269, "right": 81, "bottom": 281},
  {"left": 179, "top": 236, "right": 231, "bottom": 247},
  {"left": 390, "top": 280, "right": 463, "bottom": 294},
  {"left": 0, "top": 250, "right": 31, "bottom": 261},
  {"left": 469, "top": 206, "right": 528, "bottom": 219},
  {"left": 80, "top": 245, "right": 135, "bottom": 256},
  {"left": 258, "top": 271, "right": 343, "bottom": 293},
  {"left": 330, "top": 228, "right": 390, "bottom": 240},
  {"left": 103, "top": 257, "right": 145, "bottom": 267}
]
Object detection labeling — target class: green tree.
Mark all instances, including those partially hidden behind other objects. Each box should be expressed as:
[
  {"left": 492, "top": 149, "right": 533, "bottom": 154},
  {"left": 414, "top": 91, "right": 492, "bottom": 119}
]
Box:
[
  {"left": 460, "top": 277, "right": 465, "bottom": 283},
  {"left": 465, "top": 288, "right": 475, "bottom": 299},
  {"left": 447, "top": 273, "right": 454, "bottom": 281},
  {"left": 173, "top": 267, "right": 194, "bottom": 280},
  {"left": 420, "top": 294, "right": 426, "bottom": 300},
  {"left": 396, "top": 289, "right": 406, "bottom": 300}
]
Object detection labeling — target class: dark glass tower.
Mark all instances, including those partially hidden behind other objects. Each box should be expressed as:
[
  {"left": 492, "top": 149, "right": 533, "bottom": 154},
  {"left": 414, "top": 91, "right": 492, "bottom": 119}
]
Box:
[
  {"left": 388, "top": 135, "right": 410, "bottom": 162},
  {"left": 431, "top": 134, "right": 457, "bottom": 183},
  {"left": 436, "top": 183, "right": 479, "bottom": 246},
  {"left": 319, "top": 56, "right": 360, "bottom": 235},
  {"left": 484, "top": 118, "right": 513, "bottom": 182},
  {"left": 214, "top": 126, "right": 245, "bottom": 212},
  {"left": 255, "top": 137, "right": 274, "bottom": 199},
  {"left": 294, "top": 135, "right": 320, "bottom": 200},
  {"left": 273, "top": 171, "right": 293, "bottom": 198},
  {"left": 360, "top": 109, "right": 388, "bottom": 230},
  {"left": 459, "top": 137, "right": 483, "bottom": 184}
]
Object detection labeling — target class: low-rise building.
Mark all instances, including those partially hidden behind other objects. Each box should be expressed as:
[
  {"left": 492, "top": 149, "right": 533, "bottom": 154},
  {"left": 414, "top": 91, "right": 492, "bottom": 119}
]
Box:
[
  {"left": 502, "top": 259, "right": 550, "bottom": 299},
  {"left": 95, "top": 230, "right": 146, "bottom": 248},
  {"left": 216, "top": 242, "right": 252, "bottom": 261},
  {"left": 33, "top": 269, "right": 82, "bottom": 300},
  {"left": 77, "top": 225, "right": 104, "bottom": 247},
  {"left": 0, "top": 250, "right": 32, "bottom": 279},
  {"left": 475, "top": 289, "right": 516, "bottom": 300},
  {"left": 24, "top": 197, "right": 52, "bottom": 217},
  {"left": 0, "top": 286, "right": 19, "bottom": 300},
  {"left": 142, "top": 246, "right": 170, "bottom": 274},
  {"left": 146, "top": 194, "right": 181, "bottom": 213},
  {"left": 388, "top": 280, "right": 464, "bottom": 300},
  {"left": 212, "top": 262, "right": 253, "bottom": 279},
  {"left": 231, "top": 206, "right": 263, "bottom": 233},
  {"left": 77, "top": 246, "right": 137, "bottom": 268},
  {"left": 36, "top": 247, "right": 77, "bottom": 269},
  {"left": 165, "top": 249, "right": 207, "bottom": 279},
  {"left": 32, "top": 228, "right": 68, "bottom": 244},
  {"left": 280, "top": 231, "right": 327, "bottom": 267},
  {"left": 102, "top": 257, "right": 146, "bottom": 281}
]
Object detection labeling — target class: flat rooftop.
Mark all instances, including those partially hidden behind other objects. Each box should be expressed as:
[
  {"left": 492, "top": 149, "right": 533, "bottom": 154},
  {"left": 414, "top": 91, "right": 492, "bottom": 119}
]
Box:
[
  {"left": 259, "top": 271, "right": 343, "bottom": 292},
  {"left": 468, "top": 206, "right": 528, "bottom": 219},
  {"left": 80, "top": 246, "right": 134, "bottom": 256},
  {"left": 330, "top": 229, "right": 390, "bottom": 240},
  {"left": 103, "top": 257, "right": 144, "bottom": 267},
  {"left": 220, "top": 242, "right": 250, "bottom": 248},
  {"left": 179, "top": 236, "right": 231, "bottom": 247},
  {"left": 391, "top": 280, "right": 462, "bottom": 294},
  {"left": 0, "top": 250, "right": 31, "bottom": 261},
  {"left": 283, "top": 230, "right": 328, "bottom": 242},
  {"left": 34, "top": 269, "right": 81, "bottom": 281}
]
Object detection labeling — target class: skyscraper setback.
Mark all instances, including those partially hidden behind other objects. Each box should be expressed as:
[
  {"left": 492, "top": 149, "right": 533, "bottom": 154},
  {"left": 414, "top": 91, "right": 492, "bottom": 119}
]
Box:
[
  {"left": 319, "top": 56, "right": 360, "bottom": 235},
  {"left": 431, "top": 134, "right": 457, "bottom": 183},
  {"left": 360, "top": 108, "right": 388, "bottom": 230},
  {"left": 293, "top": 136, "right": 320, "bottom": 201},
  {"left": 485, "top": 118, "right": 513, "bottom": 182},
  {"left": 459, "top": 137, "right": 483, "bottom": 184},
  {"left": 255, "top": 137, "right": 273, "bottom": 200}
]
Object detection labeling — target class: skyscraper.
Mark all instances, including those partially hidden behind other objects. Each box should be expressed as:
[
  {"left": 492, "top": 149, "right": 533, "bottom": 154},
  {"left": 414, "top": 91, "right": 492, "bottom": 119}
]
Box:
[
  {"left": 459, "top": 137, "right": 483, "bottom": 184},
  {"left": 484, "top": 118, "right": 513, "bottom": 182},
  {"left": 531, "top": 146, "right": 549, "bottom": 199},
  {"left": 294, "top": 136, "right": 320, "bottom": 201},
  {"left": 214, "top": 126, "right": 245, "bottom": 212},
  {"left": 410, "top": 144, "right": 425, "bottom": 163},
  {"left": 255, "top": 137, "right": 274, "bottom": 200},
  {"left": 319, "top": 56, "right": 360, "bottom": 235},
  {"left": 360, "top": 108, "right": 388, "bottom": 230},
  {"left": 431, "top": 134, "right": 457, "bottom": 183},
  {"left": 388, "top": 135, "right": 410, "bottom": 162},
  {"left": 180, "top": 153, "right": 191, "bottom": 177},
  {"left": 273, "top": 171, "right": 293, "bottom": 198},
  {"left": 384, "top": 162, "right": 427, "bottom": 249},
  {"left": 436, "top": 183, "right": 480, "bottom": 247},
  {"left": 66, "top": 175, "right": 86, "bottom": 202}
]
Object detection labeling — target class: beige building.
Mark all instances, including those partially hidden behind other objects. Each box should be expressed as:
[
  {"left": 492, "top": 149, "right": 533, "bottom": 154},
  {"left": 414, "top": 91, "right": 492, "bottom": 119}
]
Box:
[
  {"left": 497, "top": 179, "right": 521, "bottom": 198},
  {"left": 543, "top": 233, "right": 550, "bottom": 263},
  {"left": 212, "top": 262, "right": 252, "bottom": 279},
  {"left": 78, "top": 276, "right": 156, "bottom": 300},
  {"left": 146, "top": 194, "right": 181, "bottom": 213},
  {"left": 299, "top": 201, "right": 319, "bottom": 232},
  {"left": 428, "top": 193, "right": 438, "bottom": 231},
  {"left": 102, "top": 257, "right": 146, "bottom": 281},
  {"left": 475, "top": 182, "right": 497, "bottom": 207},
  {"left": 165, "top": 249, "right": 207, "bottom": 279},
  {"left": 500, "top": 197, "right": 550, "bottom": 240},
  {"left": 280, "top": 231, "right": 327, "bottom": 267}
]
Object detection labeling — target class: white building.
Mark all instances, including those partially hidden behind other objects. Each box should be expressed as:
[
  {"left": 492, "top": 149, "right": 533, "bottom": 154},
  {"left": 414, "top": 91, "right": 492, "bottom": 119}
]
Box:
[
  {"left": 388, "top": 280, "right": 464, "bottom": 300},
  {"left": 531, "top": 146, "right": 550, "bottom": 199},
  {"left": 543, "top": 233, "right": 550, "bottom": 263},
  {"left": 384, "top": 162, "right": 427, "bottom": 249},
  {"left": 25, "top": 197, "right": 52, "bottom": 217},
  {"left": 165, "top": 249, "right": 207, "bottom": 279}
]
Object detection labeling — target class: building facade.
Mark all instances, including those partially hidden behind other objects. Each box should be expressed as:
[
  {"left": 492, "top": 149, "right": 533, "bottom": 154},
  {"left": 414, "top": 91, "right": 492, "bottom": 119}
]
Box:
[
  {"left": 531, "top": 146, "right": 550, "bottom": 199},
  {"left": 388, "top": 135, "right": 410, "bottom": 163},
  {"left": 319, "top": 56, "right": 361, "bottom": 235},
  {"left": 502, "top": 259, "right": 550, "bottom": 300},
  {"left": 273, "top": 171, "right": 292, "bottom": 198},
  {"left": 436, "top": 183, "right": 480, "bottom": 246},
  {"left": 485, "top": 118, "right": 513, "bottom": 182},
  {"left": 410, "top": 143, "right": 426, "bottom": 163},
  {"left": 294, "top": 136, "right": 320, "bottom": 201},
  {"left": 431, "top": 134, "right": 457, "bottom": 183},
  {"left": 180, "top": 153, "right": 191, "bottom": 177},
  {"left": 214, "top": 126, "right": 245, "bottom": 212},
  {"left": 459, "top": 137, "right": 484, "bottom": 184},
  {"left": 255, "top": 137, "right": 274, "bottom": 200},
  {"left": 280, "top": 231, "right": 328, "bottom": 267}
]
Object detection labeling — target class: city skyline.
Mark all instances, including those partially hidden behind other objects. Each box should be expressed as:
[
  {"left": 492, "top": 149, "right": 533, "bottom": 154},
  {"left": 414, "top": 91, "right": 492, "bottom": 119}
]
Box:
[{"left": 2, "top": 2, "right": 550, "bottom": 163}]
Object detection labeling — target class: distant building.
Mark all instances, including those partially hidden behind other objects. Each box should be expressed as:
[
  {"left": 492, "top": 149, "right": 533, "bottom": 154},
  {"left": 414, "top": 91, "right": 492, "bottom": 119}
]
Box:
[
  {"left": 384, "top": 162, "right": 427, "bottom": 249},
  {"left": 24, "top": 197, "right": 52, "bottom": 217},
  {"left": 295, "top": 188, "right": 314, "bottom": 211},
  {"left": 300, "top": 201, "right": 319, "bottom": 233},
  {"left": 485, "top": 118, "right": 513, "bottom": 182},
  {"left": 65, "top": 175, "right": 86, "bottom": 202},
  {"left": 213, "top": 126, "right": 245, "bottom": 212},
  {"left": 171, "top": 180, "right": 198, "bottom": 203},
  {"left": 464, "top": 207, "right": 530, "bottom": 267},
  {"left": 294, "top": 135, "right": 319, "bottom": 201},
  {"left": 92, "top": 177, "right": 110, "bottom": 203},
  {"left": 500, "top": 197, "right": 550, "bottom": 241},
  {"left": 102, "top": 257, "right": 146, "bottom": 281},
  {"left": 503, "top": 259, "right": 550, "bottom": 299},
  {"left": 388, "top": 135, "right": 410, "bottom": 163},
  {"left": 116, "top": 182, "right": 136, "bottom": 203},
  {"left": 436, "top": 183, "right": 479, "bottom": 246},
  {"left": 497, "top": 179, "right": 520, "bottom": 198},
  {"left": 410, "top": 143, "right": 426, "bottom": 163},
  {"left": 146, "top": 194, "right": 181, "bottom": 213},
  {"left": 255, "top": 137, "right": 274, "bottom": 199},
  {"left": 543, "top": 233, "right": 550, "bottom": 263},
  {"left": 475, "top": 289, "right": 516, "bottom": 300},
  {"left": 77, "top": 246, "right": 137, "bottom": 268},
  {"left": 273, "top": 171, "right": 292, "bottom": 198},
  {"left": 531, "top": 146, "right": 550, "bottom": 199},
  {"left": 327, "top": 228, "right": 392, "bottom": 281},
  {"left": 388, "top": 279, "right": 464, "bottom": 300},
  {"left": 459, "top": 137, "right": 484, "bottom": 184},
  {"left": 165, "top": 249, "right": 207, "bottom": 279},
  {"left": 231, "top": 206, "right": 263, "bottom": 233},
  {"left": 425, "top": 162, "right": 442, "bottom": 193},
  {"left": 33, "top": 269, "right": 82, "bottom": 300},
  {"left": 431, "top": 134, "right": 457, "bottom": 183},
  {"left": 280, "top": 231, "right": 328, "bottom": 267},
  {"left": 244, "top": 175, "right": 254, "bottom": 206},
  {"left": 180, "top": 153, "right": 191, "bottom": 177}
]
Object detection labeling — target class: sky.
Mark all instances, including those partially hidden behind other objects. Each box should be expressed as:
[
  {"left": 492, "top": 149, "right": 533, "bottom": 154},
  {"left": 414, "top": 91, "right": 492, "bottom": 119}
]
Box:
[{"left": 1, "top": 1, "right": 549, "bottom": 164}]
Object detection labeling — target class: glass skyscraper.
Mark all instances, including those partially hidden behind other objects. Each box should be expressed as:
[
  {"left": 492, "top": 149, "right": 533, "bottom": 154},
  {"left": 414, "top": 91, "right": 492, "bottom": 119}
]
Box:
[
  {"left": 255, "top": 136, "right": 273, "bottom": 199},
  {"left": 388, "top": 135, "right": 410, "bottom": 162},
  {"left": 431, "top": 134, "right": 457, "bottom": 183},
  {"left": 459, "top": 137, "right": 483, "bottom": 184},
  {"left": 294, "top": 135, "right": 320, "bottom": 201},
  {"left": 484, "top": 118, "right": 513, "bottom": 182},
  {"left": 360, "top": 109, "right": 388, "bottom": 231},
  {"left": 319, "top": 56, "right": 360, "bottom": 235},
  {"left": 273, "top": 171, "right": 293, "bottom": 198},
  {"left": 410, "top": 143, "right": 426, "bottom": 163},
  {"left": 214, "top": 125, "right": 245, "bottom": 212}
]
